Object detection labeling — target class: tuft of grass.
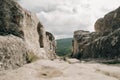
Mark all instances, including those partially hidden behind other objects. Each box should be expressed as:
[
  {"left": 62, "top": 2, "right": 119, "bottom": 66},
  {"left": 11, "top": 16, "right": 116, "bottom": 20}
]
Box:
[
  {"left": 26, "top": 51, "right": 39, "bottom": 63},
  {"left": 96, "top": 68, "right": 120, "bottom": 79},
  {"left": 96, "top": 68, "right": 101, "bottom": 72},
  {"left": 102, "top": 71, "right": 110, "bottom": 76},
  {"left": 96, "top": 68, "right": 110, "bottom": 76}
]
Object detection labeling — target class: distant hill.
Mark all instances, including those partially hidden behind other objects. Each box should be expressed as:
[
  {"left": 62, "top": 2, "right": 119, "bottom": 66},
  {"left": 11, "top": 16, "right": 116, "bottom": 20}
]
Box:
[{"left": 56, "top": 38, "right": 73, "bottom": 57}]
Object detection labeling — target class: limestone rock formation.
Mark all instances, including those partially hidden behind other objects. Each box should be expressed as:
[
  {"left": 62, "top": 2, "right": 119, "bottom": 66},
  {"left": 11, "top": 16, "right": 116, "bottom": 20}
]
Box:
[
  {"left": 94, "top": 18, "right": 104, "bottom": 32},
  {"left": 72, "top": 7, "right": 120, "bottom": 59},
  {"left": 45, "top": 32, "right": 56, "bottom": 59},
  {"left": 72, "top": 30, "right": 90, "bottom": 58},
  {"left": 0, "top": 35, "right": 27, "bottom": 70},
  {"left": 95, "top": 7, "right": 120, "bottom": 33},
  {"left": 1, "top": 59, "right": 120, "bottom": 80},
  {"left": 0, "top": 0, "right": 56, "bottom": 70}
]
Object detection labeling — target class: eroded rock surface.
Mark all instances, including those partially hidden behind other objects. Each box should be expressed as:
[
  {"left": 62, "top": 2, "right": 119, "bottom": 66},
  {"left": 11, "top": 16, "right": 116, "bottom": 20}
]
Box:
[
  {"left": 72, "top": 7, "right": 120, "bottom": 59},
  {"left": 0, "top": 0, "right": 56, "bottom": 70},
  {"left": 0, "top": 35, "right": 27, "bottom": 70},
  {"left": 0, "top": 59, "right": 120, "bottom": 80},
  {"left": 95, "top": 7, "right": 120, "bottom": 33},
  {"left": 45, "top": 32, "right": 56, "bottom": 59}
]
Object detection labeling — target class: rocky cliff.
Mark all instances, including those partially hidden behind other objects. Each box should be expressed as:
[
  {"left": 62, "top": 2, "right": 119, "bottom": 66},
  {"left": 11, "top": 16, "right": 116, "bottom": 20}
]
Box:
[
  {"left": 0, "top": 0, "right": 56, "bottom": 70},
  {"left": 45, "top": 32, "right": 56, "bottom": 59},
  {"left": 72, "top": 7, "right": 120, "bottom": 59}
]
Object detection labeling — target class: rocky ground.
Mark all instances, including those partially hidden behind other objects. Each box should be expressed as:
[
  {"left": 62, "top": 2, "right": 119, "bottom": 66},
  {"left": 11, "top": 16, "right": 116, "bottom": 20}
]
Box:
[{"left": 0, "top": 59, "right": 120, "bottom": 80}]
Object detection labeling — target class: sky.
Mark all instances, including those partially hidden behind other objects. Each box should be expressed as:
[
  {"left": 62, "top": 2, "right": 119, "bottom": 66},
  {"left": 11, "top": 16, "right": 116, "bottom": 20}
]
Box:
[{"left": 19, "top": 0, "right": 120, "bottom": 39}]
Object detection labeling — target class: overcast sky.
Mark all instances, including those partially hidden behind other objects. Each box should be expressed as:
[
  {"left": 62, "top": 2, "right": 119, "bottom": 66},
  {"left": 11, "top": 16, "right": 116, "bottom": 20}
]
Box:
[{"left": 19, "top": 0, "right": 120, "bottom": 39}]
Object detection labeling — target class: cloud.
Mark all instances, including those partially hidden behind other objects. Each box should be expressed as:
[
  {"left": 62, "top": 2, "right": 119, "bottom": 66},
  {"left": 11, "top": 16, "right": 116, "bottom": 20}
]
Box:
[{"left": 19, "top": 0, "right": 120, "bottom": 39}]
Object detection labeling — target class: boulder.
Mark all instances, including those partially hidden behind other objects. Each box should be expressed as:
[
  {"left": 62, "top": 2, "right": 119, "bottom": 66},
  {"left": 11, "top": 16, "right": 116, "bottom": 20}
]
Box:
[
  {"left": 0, "top": 0, "right": 56, "bottom": 70},
  {"left": 72, "top": 30, "right": 90, "bottom": 58},
  {"left": 0, "top": 35, "right": 27, "bottom": 70},
  {"left": 72, "top": 7, "right": 120, "bottom": 60},
  {"left": 45, "top": 32, "right": 56, "bottom": 59},
  {"left": 94, "top": 7, "right": 120, "bottom": 33}
]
